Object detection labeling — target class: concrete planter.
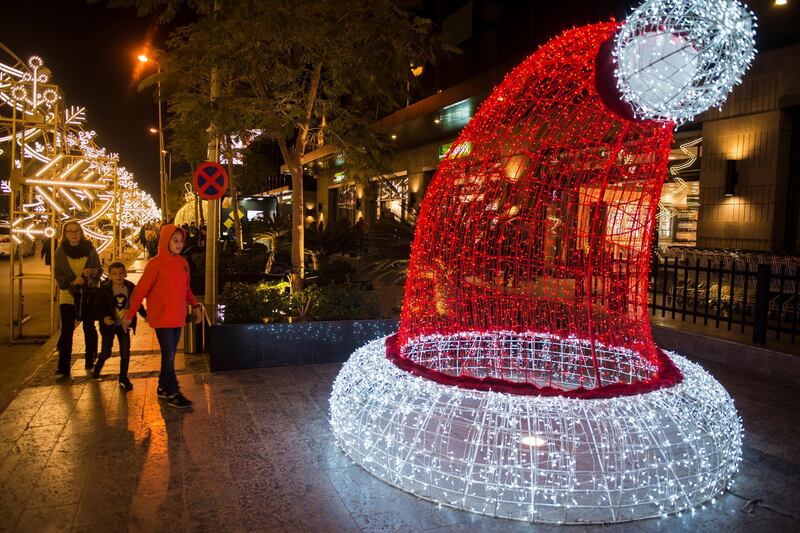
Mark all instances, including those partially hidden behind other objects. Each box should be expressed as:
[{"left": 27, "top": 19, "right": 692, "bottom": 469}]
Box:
[{"left": 208, "top": 319, "right": 399, "bottom": 371}]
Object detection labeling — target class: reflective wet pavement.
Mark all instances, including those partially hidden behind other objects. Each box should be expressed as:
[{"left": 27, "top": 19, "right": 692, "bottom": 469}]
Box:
[
  {"left": 0, "top": 255, "right": 798, "bottom": 532},
  {"left": 1, "top": 347, "right": 799, "bottom": 532}
]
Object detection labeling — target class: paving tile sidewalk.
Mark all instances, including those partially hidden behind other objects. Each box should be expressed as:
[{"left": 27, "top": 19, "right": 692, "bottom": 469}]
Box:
[{"left": 0, "top": 256, "right": 799, "bottom": 532}]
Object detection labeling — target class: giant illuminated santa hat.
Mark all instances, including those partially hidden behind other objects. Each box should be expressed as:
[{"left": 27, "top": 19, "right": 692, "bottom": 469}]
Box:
[{"left": 332, "top": 0, "right": 756, "bottom": 524}]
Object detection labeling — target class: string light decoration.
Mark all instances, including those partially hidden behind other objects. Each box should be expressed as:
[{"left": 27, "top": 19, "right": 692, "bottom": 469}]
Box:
[
  {"left": 614, "top": 0, "right": 756, "bottom": 123},
  {"left": 329, "top": 0, "right": 754, "bottom": 523},
  {"left": 1, "top": 49, "right": 161, "bottom": 248},
  {"left": 331, "top": 338, "right": 742, "bottom": 524},
  {"left": 398, "top": 21, "right": 676, "bottom": 395}
]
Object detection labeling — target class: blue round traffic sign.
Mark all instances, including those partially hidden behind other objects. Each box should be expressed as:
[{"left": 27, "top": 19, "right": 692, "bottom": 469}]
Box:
[{"left": 193, "top": 162, "right": 229, "bottom": 200}]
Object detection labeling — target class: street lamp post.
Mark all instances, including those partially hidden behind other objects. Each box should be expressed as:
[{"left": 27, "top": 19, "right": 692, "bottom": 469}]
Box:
[
  {"left": 163, "top": 150, "right": 172, "bottom": 183},
  {"left": 139, "top": 53, "right": 168, "bottom": 223}
]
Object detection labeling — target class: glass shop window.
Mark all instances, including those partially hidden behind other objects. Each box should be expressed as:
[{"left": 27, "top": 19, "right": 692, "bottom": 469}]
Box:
[{"left": 377, "top": 176, "right": 409, "bottom": 221}]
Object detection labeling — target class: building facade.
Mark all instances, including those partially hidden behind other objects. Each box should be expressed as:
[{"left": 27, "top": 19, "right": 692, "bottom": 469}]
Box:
[{"left": 299, "top": 2, "right": 800, "bottom": 256}]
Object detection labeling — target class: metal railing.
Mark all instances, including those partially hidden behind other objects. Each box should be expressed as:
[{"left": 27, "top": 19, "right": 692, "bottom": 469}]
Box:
[{"left": 649, "top": 251, "right": 800, "bottom": 345}]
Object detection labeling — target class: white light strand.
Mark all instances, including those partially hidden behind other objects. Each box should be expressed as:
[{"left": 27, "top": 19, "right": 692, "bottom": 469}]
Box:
[
  {"left": 401, "top": 330, "right": 659, "bottom": 390},
  {"left": 331, "top": 336, "right": 742, "bottom": 524},
  {"left": 614, "top": 0, "right": 756, "bottom": 123}
]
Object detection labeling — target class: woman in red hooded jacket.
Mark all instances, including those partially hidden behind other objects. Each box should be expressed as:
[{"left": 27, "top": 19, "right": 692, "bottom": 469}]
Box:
[{"left": 124, "top": 224, "right": 202, "bottom": 408}]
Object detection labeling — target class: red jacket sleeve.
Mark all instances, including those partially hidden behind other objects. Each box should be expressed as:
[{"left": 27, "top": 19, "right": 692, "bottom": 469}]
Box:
[
  {"left": 182, "top": 256, "right": 197, "bottom": 307},
  {"left": 125, "top": 261, "right": 157, "bottom": 321},
  {"left": 186, "top": 274, "right": 197, "bottom": 307}
]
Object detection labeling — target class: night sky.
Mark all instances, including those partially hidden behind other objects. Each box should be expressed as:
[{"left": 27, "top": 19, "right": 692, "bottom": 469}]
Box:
[{"left": 3, "top": 0, "right": 164, "bottom": 200}]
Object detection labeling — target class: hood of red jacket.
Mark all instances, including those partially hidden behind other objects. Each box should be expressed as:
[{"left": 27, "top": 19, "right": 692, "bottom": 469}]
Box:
[{"left": 157, "top": 224, "right": 186, "bottom": 256}]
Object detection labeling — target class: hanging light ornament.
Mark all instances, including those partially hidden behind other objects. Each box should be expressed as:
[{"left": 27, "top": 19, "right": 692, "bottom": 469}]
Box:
[
  {"left": 331, "top": 0, "right": 755, "bottom": 524},
  {"left": 614, "top": 0, "right": 756, "bottom": 123}
]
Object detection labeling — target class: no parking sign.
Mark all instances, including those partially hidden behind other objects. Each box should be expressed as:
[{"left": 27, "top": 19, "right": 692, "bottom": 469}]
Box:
[{"left": 193, "top": 162, "right": 229, "bottom": 200}]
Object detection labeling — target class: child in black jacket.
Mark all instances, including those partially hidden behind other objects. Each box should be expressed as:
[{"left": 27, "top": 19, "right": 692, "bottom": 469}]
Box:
[{"left": 92, "top": 262, "right": 146, "bottom": 391}]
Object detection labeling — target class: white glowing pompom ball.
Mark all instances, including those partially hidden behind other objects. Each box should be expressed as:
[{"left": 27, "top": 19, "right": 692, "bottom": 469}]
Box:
[{"left": 615, "top": 0, "right": 756, "bottom": 123}]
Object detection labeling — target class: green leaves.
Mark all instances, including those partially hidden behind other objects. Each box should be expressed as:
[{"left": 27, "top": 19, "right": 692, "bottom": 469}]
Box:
[
  {"left": 220, "top": 280, "right": 379, "bottom": 323},
  {"left": 154, "top": 0, "right": 444, "bottom": 173}
]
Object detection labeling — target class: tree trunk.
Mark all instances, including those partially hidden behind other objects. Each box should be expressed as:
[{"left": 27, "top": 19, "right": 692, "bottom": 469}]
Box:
[
  {"left": 264, "top": 239, "right": 275, "bottom": 274},
  {"left": 290, "top": 162, "right": 304, "bottom": 294},
  {"left": 226, "top": 152, "right": 243, "bottom": 252},
  {"left": 279, "top": 61, "right": 323, "bottom": 294}
]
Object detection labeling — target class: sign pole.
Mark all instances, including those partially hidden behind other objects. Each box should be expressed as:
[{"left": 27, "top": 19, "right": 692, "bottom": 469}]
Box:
[{"left": 204, "top": 64, "right": 221, "bottom": 325}]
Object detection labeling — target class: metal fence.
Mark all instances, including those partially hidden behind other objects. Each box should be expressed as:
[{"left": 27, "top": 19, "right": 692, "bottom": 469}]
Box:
[{"left": 650, "top": 249, "right": 800, "bottom": 344}]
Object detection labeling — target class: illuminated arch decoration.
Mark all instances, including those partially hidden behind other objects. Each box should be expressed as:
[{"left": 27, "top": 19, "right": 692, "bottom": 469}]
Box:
[
  {"left": 0, "top": 46, "right": 159, "bottom": 251},
  {"left": 331, "top": 0, "right": 754, "bottom": 524}
]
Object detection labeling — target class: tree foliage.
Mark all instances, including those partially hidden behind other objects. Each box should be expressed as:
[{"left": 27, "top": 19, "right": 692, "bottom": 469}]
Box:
[
  {"left": 364, "top": 210, "right": 417, "bottom": 285},
  {"left": 114, "top": 0, "right": 448, "bottom": 291}
]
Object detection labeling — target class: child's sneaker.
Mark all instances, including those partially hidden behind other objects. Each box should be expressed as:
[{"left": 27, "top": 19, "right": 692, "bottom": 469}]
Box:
[
  {"left": 119, "top": 379, "right": 133, "bottom": 392},
  {"left": 166, "top": 393, "right": 193, "bottom": 409}
]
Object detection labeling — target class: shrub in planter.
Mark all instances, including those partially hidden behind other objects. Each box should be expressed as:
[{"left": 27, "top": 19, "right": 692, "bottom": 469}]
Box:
[
  {"left": 316, "top": 259, "right": 356, "bottom": 285},
  {"left": 221, "top": 281, "right": 379, "bottom": 324},
  {"left": 313, "top": 283, "right": 380, "bottom": 320},
  {"left": 291, "top": 284, "right": 320, "bottom": 321},
  {"left": 256, "top": 280, "right": 292, "bottom": 319},
  {"left": 220, "top": 252, "right": 269, "bottom": 275},
  {"left": 221, "top": 280, "right": 291, "bottom": 324},
  {"left": 221, "top": 283, "right": 271, "bottom": 324}
]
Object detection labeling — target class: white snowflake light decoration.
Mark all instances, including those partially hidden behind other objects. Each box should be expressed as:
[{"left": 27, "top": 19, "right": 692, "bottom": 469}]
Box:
[{"left": 614, "top": 0, "right": 756, "bottom": 123}]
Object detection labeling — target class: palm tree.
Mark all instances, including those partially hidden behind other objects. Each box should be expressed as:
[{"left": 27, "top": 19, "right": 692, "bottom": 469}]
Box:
[
  {"left": 304, "top": 220, "right": 358, "bottom": 271},
  {"left": 363, "top": 210, "right": 417, "bottom": 285},
  {"left": 249, "top": 213, "right": 291, "bottom": 274}
]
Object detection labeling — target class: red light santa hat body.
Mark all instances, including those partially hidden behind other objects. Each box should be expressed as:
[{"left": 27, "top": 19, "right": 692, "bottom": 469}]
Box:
[{"left": 394, "top": 0, "right": 755, "bottom": 397}]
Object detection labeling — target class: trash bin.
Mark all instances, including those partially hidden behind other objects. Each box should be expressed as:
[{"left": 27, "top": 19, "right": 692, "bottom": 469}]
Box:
[{"left": 184, "top": 304, "right": 205, "bottom": 354}]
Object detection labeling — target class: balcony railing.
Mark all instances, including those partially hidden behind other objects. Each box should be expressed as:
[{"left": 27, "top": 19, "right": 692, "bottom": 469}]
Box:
[{"left": 649, "top": 250, "right": 800, "bottom": 345}]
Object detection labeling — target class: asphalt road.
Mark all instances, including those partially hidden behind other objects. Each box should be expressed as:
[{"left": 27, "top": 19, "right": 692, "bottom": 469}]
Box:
[{"left": 0, "top": 243, "right": 58, "bottom": 411}]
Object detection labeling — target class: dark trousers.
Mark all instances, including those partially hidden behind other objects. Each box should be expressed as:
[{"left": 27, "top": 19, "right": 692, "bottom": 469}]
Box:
[
  {"left": 58, "top": 304, "right": 98, "bottom": 374},
  {"left": 95, "top": 326, "right": 132, "bottom": 380},
  {"left": 155, "top": 327, "right": 182, "bottom": 395}
]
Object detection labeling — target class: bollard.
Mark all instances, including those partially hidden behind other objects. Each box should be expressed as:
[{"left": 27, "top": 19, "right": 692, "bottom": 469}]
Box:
[{"left": 183, "top": 304, "right": 205, "bottom": 354}]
